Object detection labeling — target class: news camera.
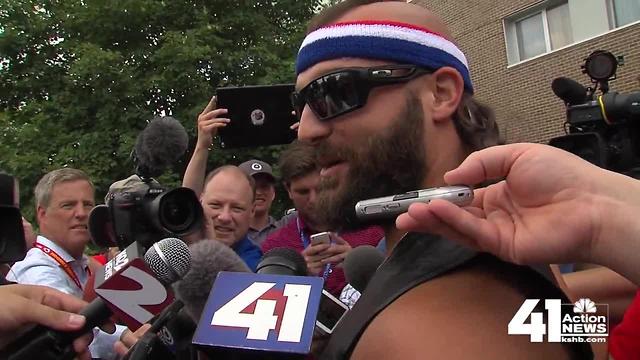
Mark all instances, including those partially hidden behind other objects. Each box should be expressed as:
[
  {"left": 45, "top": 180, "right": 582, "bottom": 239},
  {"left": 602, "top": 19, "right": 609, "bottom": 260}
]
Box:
[
  {"left": 0, "top": 172, "right": 27, "bottom": 263},
  {"left": 104, "top": 180, "right": 203, "bottom": 250},
  {"left": 549, "top": 50, "right": 640, "bottom": 177},
  {"left": 90, "top": 116, "right": 203, "bottom": 251}
]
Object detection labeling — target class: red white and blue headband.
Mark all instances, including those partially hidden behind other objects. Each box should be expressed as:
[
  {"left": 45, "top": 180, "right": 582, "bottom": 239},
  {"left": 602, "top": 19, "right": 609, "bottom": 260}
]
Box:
[{"left": 295, "top": 20, "right": 474, "bottom": 93}]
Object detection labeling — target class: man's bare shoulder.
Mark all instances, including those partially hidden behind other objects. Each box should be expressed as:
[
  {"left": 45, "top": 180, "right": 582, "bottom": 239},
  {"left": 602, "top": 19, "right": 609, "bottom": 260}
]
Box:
[{"left": 351, "top": 264, "right": 571, "bottom": 360}]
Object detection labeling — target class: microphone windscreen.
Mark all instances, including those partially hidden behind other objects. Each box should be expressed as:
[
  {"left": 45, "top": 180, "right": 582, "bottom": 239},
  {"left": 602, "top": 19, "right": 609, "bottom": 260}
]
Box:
[
  {"left": 134, "top": 116, "right": 189, "bottom": 178},
  {"left": 145, "top": 237, "right": 192, "bottom": 285},
  {"left": 551, "top": 77, "right": 587, "bottom": 105},
  {"left": 343, "top": 245, "right": 385, "bottom": 293},
  {"left": 174, "top": 240, "right": 250, "bottom": 320},
  {"left": 257, "top": 247, "right": 307, "bottom": 276}
]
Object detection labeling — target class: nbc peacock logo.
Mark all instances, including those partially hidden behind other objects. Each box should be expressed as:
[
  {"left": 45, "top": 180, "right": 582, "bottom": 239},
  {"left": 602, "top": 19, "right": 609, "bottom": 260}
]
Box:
[{"left": 573, "top": 298, "right": 597, "bottom": 313}]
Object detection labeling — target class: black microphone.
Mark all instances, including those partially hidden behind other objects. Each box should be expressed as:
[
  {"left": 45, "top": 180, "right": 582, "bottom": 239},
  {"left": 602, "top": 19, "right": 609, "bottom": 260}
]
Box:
[
  {"left": 2, "top": 238, "right": 191, "bottom": 360},
  {"left": 552, "top": 77, "right": 588, "bottom": 106},
  {"left": 132, "top": 116, "right": 189, "bottom": 179},
  {"left": 256, "top": 247, "right": 308, "bottom": 276},
  {"left": 343, "top": 245, "right": 385, "bottom": 293},
  {"left": 122, "top": 300, "right": 197, "bottom": 360}
]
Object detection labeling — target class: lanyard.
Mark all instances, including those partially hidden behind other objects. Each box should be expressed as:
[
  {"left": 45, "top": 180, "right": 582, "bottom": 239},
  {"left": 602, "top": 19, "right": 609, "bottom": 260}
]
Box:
[
  {"left": 296, "top": 216, "right": 332, "bottom": 280},
  {"left": 34, "top": 242, "right": 85, "bottom": 290}
]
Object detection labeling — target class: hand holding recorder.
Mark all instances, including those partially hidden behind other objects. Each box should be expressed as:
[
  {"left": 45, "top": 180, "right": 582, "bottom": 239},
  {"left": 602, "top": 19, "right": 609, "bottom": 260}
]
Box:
[
  {"left": 0, "top": 284, "right": 97, "bottom": 360},
  {"left": 396, "top": 143, "right": 640, "bottom": 286}
]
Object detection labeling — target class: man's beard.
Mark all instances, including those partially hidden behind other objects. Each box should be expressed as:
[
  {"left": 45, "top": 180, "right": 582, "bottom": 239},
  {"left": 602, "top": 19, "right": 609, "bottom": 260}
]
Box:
[{"left": 314, "top": 94, "right": 427, "bottom": 231}]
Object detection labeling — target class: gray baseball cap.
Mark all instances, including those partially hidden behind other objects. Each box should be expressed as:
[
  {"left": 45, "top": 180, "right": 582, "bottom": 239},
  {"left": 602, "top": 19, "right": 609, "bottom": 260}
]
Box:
[{"left": 238, "top": 159, "right": 275, "bottom": 182}]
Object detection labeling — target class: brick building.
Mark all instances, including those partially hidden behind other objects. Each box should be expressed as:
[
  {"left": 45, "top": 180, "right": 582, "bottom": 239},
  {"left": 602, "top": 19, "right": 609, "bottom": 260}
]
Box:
[{"left": 411, "top": 0, "right": 640, "bottom": 144}]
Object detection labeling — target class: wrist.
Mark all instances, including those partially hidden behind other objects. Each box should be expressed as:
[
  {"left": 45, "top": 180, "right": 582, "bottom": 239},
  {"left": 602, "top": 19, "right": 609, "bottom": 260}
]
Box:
[
  {"left": 591, "top": 194, "right": 640, "bottom": 284},
  {"left": 194, "top": 143, "right": 213, "bottom": 152}
]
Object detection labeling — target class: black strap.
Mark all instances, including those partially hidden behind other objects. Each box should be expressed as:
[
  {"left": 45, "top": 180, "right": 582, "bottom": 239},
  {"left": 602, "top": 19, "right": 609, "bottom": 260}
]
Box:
[
  {"left": 321, "top": 232, "right": 476, "bottom": 359},
  {"left": 320, "top": 233, "right": 593, "bottom": 359}
]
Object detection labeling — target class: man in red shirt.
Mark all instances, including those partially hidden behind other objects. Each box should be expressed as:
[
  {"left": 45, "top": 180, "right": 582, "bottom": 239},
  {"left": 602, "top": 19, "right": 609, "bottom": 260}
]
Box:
[{"left": 261, "top": 141, "right": 383, "bottom": 296}]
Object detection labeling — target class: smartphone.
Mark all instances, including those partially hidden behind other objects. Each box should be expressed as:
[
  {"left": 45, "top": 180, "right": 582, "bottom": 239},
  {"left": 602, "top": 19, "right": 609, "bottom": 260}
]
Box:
[
  {"left": 310, "top": 231, "right": 331, "bottom": 246},
  {"left": 215, "top": 84, "right": 297, "bottom": 148},
  {"left": 354, "top": 185, "right": 474, "bottom": 221},
  {"left": 315, "top": 289, "right": 349, "bottom": 335}
]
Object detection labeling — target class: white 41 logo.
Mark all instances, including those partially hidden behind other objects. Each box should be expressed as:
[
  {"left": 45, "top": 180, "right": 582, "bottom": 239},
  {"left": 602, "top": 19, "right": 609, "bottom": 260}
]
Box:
[
  {"left": 508, "top": 299, "right": 562, "bottom": 342},
  {"left": 211, "top": 282, "right": 311, "bottom": 342}
]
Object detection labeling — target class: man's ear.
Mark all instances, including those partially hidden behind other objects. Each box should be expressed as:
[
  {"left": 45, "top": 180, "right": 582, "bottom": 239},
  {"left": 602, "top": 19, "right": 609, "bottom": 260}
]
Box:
[
  {"left": 430, "top": 67, "right": 464, "bottom": 123},
  {"left": 36, "top": 205, "right": 46, "bottom": 225},
  {"left": 284, "top": 182, "right": 294, "bottom": 199}
]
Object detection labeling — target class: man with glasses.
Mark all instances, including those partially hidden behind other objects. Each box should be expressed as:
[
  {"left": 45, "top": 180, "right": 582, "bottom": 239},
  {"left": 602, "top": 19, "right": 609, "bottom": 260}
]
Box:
[{"left": 293, "top": 1, "right": 591, "bottom": 359}]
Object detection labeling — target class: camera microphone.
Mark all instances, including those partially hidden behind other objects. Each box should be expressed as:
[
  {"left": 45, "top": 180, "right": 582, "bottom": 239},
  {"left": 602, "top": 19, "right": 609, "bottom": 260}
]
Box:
[
  {"left": 551, "top": 77, "right": 588, "bottom": 106},
  {"left": 132, "top": 116, "right": 189, "bottom": 179},
  {"left": 343, "top": 245, "right": 385, "bottom": 293}
]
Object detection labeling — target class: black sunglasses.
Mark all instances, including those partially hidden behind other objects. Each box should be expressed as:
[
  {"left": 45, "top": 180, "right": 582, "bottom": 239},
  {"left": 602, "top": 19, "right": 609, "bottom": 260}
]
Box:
[{"left": 291, "top": 64, "right": 433, "bottom": 122}]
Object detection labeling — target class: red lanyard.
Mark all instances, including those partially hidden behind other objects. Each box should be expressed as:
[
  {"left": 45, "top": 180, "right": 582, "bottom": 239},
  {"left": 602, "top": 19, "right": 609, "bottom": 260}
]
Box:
[{"left": 34, "top": 242, "right": 85, "bottom": 290}]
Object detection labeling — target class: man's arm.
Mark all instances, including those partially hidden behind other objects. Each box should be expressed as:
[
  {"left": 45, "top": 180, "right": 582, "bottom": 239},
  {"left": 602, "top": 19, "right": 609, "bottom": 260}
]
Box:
[
  {"left": 351, "top": 265, "right": 572, "bottom": 360},
  {"left": 182, "top": 96, "right": 229, "bottom": 196},
  {"left": 182, "top": 147, "right": 211, "bottom": 197}
]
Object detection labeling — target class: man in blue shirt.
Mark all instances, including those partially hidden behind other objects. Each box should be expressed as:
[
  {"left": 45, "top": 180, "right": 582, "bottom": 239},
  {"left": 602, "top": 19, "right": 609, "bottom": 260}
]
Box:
[{"left": 200, "top": 165, "right": 263, "bottom": 271}]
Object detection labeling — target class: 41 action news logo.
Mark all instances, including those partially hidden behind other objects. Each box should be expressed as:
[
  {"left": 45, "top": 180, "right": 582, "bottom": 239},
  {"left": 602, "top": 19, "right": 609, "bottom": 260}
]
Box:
[{"left": 509, "top": 298, "right": 608, "bottom": 342}]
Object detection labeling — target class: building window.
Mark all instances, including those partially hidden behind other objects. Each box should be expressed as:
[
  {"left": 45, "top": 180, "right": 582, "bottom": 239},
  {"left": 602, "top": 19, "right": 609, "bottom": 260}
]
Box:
[
  {"left": 609, "top": 0, "right": 640, "bottom": 28},
  {"left": 505, "top": 1, "right": 573, "bottom": 64}
]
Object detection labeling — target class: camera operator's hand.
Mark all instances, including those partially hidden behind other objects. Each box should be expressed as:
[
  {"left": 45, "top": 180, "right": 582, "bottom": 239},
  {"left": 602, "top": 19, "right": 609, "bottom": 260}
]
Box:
[
  {"left": 396, "top": 143, "right": 640, "bottom": 285},
  {"left": 0, "top": 285, "right": 94, "bottom": 360},
  {"left": 196, "top": 96, "right": 230, "bottom": 151}
]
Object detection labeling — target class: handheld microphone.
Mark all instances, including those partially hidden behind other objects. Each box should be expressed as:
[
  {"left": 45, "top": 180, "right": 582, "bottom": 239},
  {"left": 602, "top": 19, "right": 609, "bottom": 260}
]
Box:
[
  {"left": 552, "top": 77, "right": 588, "bottom": 105},
  {"left": 343, "top": 245, "right": 385, "bottom": 293},
  {"left": 94, "top": 237, "right": 190, "bottom": 330},
  {"left": 174, "top": 239, "right": 251, "bottom": 321},
  {"left": 1, "top": 237, "right": 191, "bottom": 360},
  {"left": 192, "top": 247, "right": 324, "bottom": 359},
  {"left": 132, "top": 116, "right": 189, "bottom": 179}
]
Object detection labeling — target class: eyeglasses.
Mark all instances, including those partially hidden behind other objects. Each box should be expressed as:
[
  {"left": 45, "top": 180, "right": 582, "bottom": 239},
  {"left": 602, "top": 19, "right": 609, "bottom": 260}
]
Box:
[{"left": 291, "top": 64, "right": 433, "bottom": 122}]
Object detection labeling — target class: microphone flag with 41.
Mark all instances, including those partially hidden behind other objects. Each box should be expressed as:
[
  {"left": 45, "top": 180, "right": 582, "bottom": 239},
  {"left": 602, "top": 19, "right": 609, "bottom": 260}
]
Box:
[{"left": 192, "top": 271, "right": 323, "bottom": 357}]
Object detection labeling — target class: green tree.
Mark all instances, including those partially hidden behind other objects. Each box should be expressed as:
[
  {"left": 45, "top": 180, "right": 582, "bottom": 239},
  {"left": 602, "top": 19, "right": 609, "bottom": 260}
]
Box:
[{"left": 0, "top": 0, "right": 323, "bottom": 221}]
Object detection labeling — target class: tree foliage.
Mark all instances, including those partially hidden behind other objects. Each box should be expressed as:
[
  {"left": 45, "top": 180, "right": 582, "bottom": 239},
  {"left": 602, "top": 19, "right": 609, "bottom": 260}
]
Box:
[{"left": 0, "top": 0, "right": 324, "bottom": 221}]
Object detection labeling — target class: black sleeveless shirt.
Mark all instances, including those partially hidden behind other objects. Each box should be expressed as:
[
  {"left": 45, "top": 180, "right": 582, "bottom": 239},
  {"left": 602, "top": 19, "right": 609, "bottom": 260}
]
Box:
[{"left": 320, "top": 232, "right": 593, "bottom": 359}]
